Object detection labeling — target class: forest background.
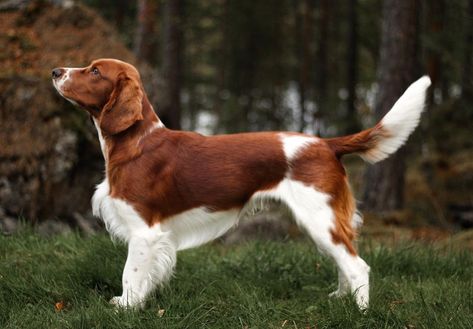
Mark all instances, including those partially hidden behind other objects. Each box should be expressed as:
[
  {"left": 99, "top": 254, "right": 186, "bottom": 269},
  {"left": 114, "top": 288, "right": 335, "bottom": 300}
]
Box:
[{"left": 0, "top": 0, "right": 472, "bottom": 244}]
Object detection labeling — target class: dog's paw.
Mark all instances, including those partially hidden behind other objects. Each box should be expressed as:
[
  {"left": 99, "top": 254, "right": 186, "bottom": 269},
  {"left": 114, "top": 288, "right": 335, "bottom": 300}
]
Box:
[
  {"left": 109, "top": 295, "right": 145, "bottom": 310},
  {"left": 328, "top": 289, "right": 342, "bottom": 298},
  {"left": 109, "top": 296, "right": 124, "bottom": 307},
  {"left": 329, "top": 289, "right": 351, "bottom": 298}
]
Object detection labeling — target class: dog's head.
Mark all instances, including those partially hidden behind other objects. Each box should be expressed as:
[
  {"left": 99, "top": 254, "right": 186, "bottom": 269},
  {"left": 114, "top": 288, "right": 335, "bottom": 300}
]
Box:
[{"left": 52, "top": 59, "right": 143, "bottom": 135}]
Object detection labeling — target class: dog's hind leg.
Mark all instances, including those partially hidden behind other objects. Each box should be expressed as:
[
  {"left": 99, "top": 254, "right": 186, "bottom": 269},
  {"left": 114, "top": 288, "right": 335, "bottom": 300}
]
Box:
[
  {"left": 276, "top": 179, "right": 370, "bottom": 310},
  {"left": 111, "top": 230, "right": 176, "bottom": 309},
  {"left": 328, "top": 270, "right": 351, "bottom": 298},
  {"left": 328, "top": 211, "right": 365, "bottom": 298}
]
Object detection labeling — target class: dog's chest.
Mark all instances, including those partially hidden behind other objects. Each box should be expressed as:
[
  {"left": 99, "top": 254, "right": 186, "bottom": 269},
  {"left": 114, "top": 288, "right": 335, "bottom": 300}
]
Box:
[{"left": 92, "top": 178, "right": 149, "bottom": 241}]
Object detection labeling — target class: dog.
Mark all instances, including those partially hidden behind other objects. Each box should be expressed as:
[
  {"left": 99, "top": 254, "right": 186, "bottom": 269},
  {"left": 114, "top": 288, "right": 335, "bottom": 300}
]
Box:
[{"left": 52, "top": 58, "right": 430, "bottom": 310}]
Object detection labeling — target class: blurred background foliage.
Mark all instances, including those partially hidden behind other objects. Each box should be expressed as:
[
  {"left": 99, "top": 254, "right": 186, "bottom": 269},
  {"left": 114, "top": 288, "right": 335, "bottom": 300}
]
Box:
[{"left": 82, "top": 0, "right": 472, "bottom": 137}]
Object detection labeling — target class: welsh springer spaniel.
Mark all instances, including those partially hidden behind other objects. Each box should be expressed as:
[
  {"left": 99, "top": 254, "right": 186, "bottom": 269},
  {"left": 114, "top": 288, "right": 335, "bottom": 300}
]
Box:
[{"left": 52, "top": 59, "right": 431, "bottom": 310}]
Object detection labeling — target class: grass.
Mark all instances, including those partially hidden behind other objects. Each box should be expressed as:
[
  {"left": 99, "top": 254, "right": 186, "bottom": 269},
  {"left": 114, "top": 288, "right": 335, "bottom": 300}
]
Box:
[{"left": 0, "top": 229, "right": 472, "bottom": 329}]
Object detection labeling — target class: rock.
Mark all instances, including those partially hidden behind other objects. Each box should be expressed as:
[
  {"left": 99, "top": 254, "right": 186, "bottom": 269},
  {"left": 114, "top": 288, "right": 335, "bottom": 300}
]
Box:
[
  {"left": 36, "top": 219, "right": 72, "bottom": 236},
  {"left": 0, "top": 207, "right": 18, "bottom": 234},
  {"left": 0, "top": 1, "right": 148, "bottom": 231}
]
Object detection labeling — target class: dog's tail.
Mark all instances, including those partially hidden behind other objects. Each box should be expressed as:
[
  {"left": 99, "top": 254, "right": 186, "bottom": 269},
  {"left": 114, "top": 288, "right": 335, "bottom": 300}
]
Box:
[{"left": 326, "top": 76, "right": 431, "bottom": 163}]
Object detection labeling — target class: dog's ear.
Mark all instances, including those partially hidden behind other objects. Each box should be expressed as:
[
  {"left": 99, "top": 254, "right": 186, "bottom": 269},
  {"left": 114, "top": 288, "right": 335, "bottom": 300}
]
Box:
[{"left": 99, "top": 73, "right": 143, "bottom": 135}]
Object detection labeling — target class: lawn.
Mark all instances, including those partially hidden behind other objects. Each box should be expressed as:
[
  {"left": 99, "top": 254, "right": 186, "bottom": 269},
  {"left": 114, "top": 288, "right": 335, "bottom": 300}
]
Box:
[{"left": 0, "top": 229, "right": 471, "bottom": 329}]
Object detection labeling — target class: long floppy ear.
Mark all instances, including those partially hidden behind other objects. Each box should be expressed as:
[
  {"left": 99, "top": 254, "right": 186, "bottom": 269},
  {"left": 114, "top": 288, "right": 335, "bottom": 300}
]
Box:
[{"left": 99, "top": 73, "right": 143, "bottom": 135}]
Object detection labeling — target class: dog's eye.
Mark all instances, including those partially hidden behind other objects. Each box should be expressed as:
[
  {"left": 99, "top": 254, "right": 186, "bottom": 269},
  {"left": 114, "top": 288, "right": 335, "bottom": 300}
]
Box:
[{"left": 91, "top": 67, "right": 100, "bottom": 75}]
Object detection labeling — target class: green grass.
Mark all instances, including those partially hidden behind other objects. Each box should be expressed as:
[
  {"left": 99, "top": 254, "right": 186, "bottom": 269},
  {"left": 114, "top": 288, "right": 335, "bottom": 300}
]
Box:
[{"left": 0, "top": 229, "right": 472, "bottom": 329}]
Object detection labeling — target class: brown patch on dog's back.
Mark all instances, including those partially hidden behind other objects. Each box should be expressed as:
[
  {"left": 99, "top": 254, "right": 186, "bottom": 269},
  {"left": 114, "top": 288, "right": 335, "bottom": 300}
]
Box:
[{"left": 109, "top": 128, "right": 289, "bottom": 225}]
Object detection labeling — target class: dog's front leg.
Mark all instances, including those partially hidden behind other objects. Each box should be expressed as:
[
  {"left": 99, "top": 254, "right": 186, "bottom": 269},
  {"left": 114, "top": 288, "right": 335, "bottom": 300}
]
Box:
[{"left": 110, "top": 233, "right": 177, "bottom": 309}]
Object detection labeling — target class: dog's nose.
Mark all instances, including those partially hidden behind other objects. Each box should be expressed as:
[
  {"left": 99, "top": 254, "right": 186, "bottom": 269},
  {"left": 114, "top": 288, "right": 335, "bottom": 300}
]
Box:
[{"left": 52, "top": 68, "right": 63, "bottom": 79}]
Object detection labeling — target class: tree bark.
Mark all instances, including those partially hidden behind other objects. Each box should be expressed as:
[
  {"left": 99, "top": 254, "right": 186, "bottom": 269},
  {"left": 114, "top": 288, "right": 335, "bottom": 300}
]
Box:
[
  {"left": 134, "top": 0, "right": 159, "bottom": 63},
  {"left": 362, "top": 0, "right": 419, "bottom": 211},
  {"left": 425, "top": 0, "right": 445, "bottom": 107},
  {"left": 296, "top": 0, "right": 313, "bottom": 132},
  {"left": 214, "top": 0, "right": 228, "bottom": 133},
  {"left": 314, "top": 0, "right": 331, "bottom": 135},
  {"left": 114, "top": 0, "right": 129, "bottom": 29},
  {"left": 160, "top": 0, "right": 183, "bottom": 129},
  {"left": 345, "top": 0, "right": 360, "bottom": 134},
  {"left": 462, "top": 0, "right": 473, "bottom": 102}
]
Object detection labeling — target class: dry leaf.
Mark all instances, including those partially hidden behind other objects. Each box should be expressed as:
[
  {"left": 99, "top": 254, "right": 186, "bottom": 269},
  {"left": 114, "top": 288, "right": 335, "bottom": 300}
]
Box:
[
  {"left": 389, "top": 300, "right": 406, "bottom": 310},
  {"left": 55, "top": 301, "right": 64, "bottom": 312}
]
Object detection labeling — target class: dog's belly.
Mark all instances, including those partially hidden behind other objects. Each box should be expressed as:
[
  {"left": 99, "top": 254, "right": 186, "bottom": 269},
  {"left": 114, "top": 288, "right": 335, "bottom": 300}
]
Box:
[{"left": 161, "top": 207, "right": 240, "bottom": 251}]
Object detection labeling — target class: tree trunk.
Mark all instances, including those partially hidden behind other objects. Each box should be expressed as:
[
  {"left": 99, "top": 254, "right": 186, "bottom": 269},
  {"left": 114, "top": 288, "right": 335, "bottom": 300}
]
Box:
[
  {"left": 114, "top": 0, "right": 129, "bottom": 29},
  {"left": 362, "top": 0, "right": 419, "bottom": 211},
  {"left": 160, "top": 0, "right": 183, "bottom": 129},
  {"left": 462, "top": 0, "right": 473, "bottom": 102},
  {"left": 425, "top": 0, "right": 445, "bottom": 107},
  {"left": 241, "top": 27, "right": 256, "bottom": 132},
  {"left": 345, "top": 0, "right": 360, "bottom": 134},
  {"left": 314, "top": 0, "right": 330, "bottom": 135},
  {"left": 134, "top": 0, "right": 159, "bottom": 63},
  {"left": 296, "top": 0, "right": 313, "bottom": 132},
  {"left": 215, "top": 0, "right": 228, "bottom": 133}
]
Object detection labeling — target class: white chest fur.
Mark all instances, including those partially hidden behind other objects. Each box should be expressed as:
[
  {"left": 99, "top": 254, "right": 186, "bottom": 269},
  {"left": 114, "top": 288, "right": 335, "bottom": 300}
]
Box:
[
  {"left": 92, "top": 118, "right": 108, "bottom": 161},
  {"left": 92, "top": 179, "right": 152, "bottom": 242}
]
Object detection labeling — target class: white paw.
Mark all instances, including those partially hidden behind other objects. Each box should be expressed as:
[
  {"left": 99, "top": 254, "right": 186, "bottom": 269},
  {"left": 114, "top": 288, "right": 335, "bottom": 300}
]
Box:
[
  {"left": 355, "top": 291, "right": 369, "bottom": 311},
  {"left": 109, "top": 295, "right": 145, "bottom": 310},
  {"left": 329, "top": 288, "right": 350, "bottom": 298},
  {"left": 109, "top": 296, "right": 123, "bottom": 306},
  {"left": 328, "top": 289, "right": 342, "bottom": 298}
]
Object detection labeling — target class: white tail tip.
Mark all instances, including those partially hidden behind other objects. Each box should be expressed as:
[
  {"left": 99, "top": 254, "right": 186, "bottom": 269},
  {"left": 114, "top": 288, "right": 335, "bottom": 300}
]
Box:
[{"left": 362, "top": 76, "right": 431, "bottom": 163}]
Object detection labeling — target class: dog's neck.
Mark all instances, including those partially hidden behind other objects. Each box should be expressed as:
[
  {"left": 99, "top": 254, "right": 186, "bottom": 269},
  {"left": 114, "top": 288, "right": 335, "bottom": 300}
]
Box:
[{"left": 93, "top": 94, "right": 165, "bottom": 175}]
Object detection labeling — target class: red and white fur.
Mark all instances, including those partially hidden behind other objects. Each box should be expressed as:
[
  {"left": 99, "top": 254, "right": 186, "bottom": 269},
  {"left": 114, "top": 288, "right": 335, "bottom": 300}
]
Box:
[{"left": 52, "top": 59, "right": 431, "bottom": 310}]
